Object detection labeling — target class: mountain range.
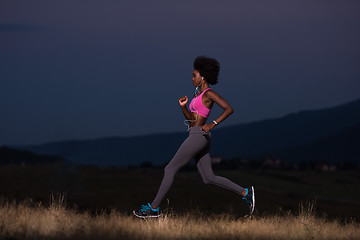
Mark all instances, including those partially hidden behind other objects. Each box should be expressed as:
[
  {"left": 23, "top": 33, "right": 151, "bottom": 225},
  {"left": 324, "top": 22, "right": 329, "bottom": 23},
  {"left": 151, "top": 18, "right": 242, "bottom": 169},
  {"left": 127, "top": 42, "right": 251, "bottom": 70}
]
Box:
[
  {"left": 0, "top": 145, "right": 65, "bottom": 165},
  {"left": 9, "top": 97, "right": 360, "bottom": 166}
]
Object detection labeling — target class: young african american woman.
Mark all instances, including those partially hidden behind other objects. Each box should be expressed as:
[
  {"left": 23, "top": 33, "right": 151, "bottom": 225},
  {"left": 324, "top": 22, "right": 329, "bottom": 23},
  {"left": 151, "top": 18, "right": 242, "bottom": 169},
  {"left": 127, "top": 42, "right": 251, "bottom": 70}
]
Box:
[{"left": 133, "top": 56, "right": 255, "bottom": 218}]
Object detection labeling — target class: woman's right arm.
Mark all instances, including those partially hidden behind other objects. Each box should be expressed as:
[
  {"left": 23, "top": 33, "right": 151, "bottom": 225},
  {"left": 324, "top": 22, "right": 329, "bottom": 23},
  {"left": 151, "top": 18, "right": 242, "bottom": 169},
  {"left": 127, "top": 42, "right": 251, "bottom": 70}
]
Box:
[{"left": 179, "top": 96, "right": 191, "bottom": 120}]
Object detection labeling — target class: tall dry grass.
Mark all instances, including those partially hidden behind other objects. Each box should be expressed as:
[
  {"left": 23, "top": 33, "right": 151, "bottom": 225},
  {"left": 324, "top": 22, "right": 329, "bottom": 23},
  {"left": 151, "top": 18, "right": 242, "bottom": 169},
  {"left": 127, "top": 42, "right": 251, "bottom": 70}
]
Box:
[{"left": 0, "top": 193, "right": 359, "bottom": 240}]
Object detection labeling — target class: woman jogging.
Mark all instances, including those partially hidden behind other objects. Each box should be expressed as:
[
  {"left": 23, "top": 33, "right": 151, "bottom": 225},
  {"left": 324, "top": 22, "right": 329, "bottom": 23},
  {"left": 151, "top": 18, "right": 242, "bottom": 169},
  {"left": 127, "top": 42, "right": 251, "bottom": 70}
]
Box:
[{"left": 133, "top": 56, "right": 255, "bottom": 218}]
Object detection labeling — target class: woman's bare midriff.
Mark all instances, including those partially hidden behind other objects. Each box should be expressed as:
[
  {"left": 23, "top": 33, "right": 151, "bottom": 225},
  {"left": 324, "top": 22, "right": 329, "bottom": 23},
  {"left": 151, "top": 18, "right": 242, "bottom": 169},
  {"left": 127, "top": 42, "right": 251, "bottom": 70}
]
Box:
[{"left": 190, "top": 112, "right": 207, "bottom": 127}]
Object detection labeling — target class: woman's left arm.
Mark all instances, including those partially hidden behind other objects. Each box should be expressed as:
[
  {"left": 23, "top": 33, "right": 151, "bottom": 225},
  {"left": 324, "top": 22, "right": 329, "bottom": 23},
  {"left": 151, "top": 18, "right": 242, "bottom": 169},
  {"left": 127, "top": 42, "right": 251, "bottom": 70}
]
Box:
[{"left": 201, "top": 91, "right": 234, "bottom": 133}]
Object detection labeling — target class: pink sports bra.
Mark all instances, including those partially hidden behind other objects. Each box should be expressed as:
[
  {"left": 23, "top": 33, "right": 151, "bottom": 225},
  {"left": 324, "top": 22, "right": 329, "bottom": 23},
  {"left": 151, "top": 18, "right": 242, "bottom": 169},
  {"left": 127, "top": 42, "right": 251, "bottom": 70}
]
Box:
[{"left": 189, "top": 88, "right": 212, "bottom": 118}]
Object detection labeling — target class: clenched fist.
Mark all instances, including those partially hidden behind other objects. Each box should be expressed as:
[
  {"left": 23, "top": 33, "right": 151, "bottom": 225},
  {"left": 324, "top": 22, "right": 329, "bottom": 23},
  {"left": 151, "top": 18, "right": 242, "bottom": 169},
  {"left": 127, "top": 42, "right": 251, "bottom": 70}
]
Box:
[{"left": 178, "top": 96, "right": 188, "bottom": 107}]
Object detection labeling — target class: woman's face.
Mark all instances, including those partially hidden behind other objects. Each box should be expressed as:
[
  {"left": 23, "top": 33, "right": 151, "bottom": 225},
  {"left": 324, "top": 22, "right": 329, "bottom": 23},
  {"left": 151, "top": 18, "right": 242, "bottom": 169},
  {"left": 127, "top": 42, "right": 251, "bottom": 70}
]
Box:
[{"left": 192, "top": 69, "right": 203, "bottom": 87}]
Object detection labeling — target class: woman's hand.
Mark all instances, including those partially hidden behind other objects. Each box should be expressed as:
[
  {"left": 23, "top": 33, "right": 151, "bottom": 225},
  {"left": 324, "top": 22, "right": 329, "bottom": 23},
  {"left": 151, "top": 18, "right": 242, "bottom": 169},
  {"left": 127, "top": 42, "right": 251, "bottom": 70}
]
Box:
[
  {"left": 201, "top": 122, "right": 216, "bottom": 133},
  {"left": 179, "top": 96, "right": 188, "bottom": 107}
]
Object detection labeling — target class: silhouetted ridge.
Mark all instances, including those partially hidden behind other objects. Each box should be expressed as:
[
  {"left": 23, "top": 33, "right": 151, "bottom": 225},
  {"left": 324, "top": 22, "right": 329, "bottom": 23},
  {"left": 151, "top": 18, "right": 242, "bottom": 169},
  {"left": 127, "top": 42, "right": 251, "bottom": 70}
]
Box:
[
  {"left": 254, "top": 122, "right": 360, "bottom": 162},
  {"left": 11, "top": 97, "right": 360, "bottom": 166},
  {"left": 0, "top": 145, "right": 65, "bottom": 165}
]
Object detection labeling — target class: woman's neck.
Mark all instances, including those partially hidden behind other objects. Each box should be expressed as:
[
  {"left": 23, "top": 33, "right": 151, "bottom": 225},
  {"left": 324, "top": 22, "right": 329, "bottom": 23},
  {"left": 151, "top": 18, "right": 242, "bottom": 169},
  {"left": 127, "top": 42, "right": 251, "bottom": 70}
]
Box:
[{"left": 199, "top": 83, "right": 210, "bottom": 92}]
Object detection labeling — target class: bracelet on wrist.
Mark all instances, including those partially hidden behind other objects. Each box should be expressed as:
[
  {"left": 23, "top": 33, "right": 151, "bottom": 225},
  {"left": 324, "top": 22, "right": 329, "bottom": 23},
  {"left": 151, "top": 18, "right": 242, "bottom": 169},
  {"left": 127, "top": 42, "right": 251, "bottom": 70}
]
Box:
[{"left": 213, "top": 120, "right": 218, "bottom": 125}]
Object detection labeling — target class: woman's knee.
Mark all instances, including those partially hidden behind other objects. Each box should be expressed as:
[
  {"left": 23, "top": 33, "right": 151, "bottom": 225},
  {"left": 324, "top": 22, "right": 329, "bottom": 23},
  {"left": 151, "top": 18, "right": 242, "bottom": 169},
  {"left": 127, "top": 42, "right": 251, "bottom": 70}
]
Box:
[
  {"left": 164, "top": 164, "right": 171, "bottom": 174},
  {"left": 202, "top": 175, "right": 215, "bottom": 185},
  {"left": 164, "top": 164, "right": 178, "bottom": 176},
  {"left": 202, "top": 178, "right": 211, "bottom": 185}
]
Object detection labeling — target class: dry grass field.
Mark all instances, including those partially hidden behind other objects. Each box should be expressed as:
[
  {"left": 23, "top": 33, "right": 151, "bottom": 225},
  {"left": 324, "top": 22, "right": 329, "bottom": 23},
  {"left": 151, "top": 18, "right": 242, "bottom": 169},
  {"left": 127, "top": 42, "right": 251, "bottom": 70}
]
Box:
[
  {"left": 0, "top": 165, "right": 360, "bottom": 239},
  {"left": 1, "top": 194, "right": 359, "bottom": 240}
]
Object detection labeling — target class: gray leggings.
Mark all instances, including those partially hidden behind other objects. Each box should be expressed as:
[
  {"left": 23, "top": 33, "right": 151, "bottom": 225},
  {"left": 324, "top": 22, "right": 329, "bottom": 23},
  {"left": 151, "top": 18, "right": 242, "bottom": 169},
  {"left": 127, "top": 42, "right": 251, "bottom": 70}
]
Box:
[{"left": 151, "top": 126, "right": 245, "bottom": 207}]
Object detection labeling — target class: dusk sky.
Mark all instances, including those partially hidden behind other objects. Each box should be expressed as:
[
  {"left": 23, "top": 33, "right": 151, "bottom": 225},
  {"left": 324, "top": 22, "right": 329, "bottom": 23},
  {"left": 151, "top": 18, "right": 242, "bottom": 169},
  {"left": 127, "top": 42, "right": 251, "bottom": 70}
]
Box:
[{"left": 1, "top": 0, "right": 360, "bottom": 146}]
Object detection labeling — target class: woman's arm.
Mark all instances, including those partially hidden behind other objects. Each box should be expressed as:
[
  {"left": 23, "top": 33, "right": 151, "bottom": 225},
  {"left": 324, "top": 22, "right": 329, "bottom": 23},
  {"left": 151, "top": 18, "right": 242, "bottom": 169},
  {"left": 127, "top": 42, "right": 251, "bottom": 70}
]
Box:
[
  {"left": 179, "top": 96, "right": 191, "bottom": 120},
  {"left": 180, "top": 105, "right": 192, "bottom": 120},
  {"left": 201, "top": 91, "right": 234, "bottom": 132}
]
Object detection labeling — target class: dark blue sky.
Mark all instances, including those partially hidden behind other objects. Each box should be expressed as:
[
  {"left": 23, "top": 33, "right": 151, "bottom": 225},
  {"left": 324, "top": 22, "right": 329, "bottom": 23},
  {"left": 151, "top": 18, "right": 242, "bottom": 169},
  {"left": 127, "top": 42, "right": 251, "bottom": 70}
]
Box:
[{"left": 1, "top": 0, "right": 360, "bottom": 146}]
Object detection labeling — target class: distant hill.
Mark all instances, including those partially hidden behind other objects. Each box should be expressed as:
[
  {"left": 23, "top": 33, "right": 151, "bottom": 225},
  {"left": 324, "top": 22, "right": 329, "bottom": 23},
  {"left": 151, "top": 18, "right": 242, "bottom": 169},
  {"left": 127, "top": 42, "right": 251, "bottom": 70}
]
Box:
[
  {"left": 211, "top": 97, "right": 360, "bottom": 158},
  {"left": 252, "top": 122, "right": 360, "bottom": 163},
  {"left": 11, "top": 97, "right": 360, "bottom": 166},
  {"left": 0, "top": 146, "right": 65, "bottom": 165}
]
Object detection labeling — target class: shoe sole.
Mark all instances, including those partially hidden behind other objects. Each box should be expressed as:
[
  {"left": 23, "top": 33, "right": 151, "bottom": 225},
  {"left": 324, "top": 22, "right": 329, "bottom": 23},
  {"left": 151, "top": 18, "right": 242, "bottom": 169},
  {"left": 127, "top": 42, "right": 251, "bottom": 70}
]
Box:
[
  {"left": 251, "top": 186, "right": 255, "bottom": 215},
  {"left": 133, "top": 210, "right": 161, "bottom": 219}
]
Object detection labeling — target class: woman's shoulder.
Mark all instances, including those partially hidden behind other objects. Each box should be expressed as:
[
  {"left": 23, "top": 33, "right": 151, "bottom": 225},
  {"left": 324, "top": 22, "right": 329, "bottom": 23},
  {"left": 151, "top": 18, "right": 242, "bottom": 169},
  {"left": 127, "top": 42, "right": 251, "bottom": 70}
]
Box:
[
  {"left": 203, "top": 88, "right": 219, "bottom": 100},
  {"left": 204, "top": 88, "right": 217, "bottom": 96}
]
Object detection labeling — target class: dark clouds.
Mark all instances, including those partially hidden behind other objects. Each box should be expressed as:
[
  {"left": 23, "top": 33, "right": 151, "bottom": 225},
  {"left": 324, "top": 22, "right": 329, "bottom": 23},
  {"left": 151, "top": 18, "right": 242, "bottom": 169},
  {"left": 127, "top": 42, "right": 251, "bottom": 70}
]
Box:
[{"left": 1, "top": 0, "right": 360, "bottom": 145}]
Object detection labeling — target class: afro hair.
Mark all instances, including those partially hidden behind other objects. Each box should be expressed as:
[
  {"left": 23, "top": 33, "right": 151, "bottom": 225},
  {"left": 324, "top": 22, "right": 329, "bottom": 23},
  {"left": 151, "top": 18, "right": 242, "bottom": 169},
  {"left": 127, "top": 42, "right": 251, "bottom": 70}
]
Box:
[{"left": 193, "top": 56, "right": 220, "bottom": 85}]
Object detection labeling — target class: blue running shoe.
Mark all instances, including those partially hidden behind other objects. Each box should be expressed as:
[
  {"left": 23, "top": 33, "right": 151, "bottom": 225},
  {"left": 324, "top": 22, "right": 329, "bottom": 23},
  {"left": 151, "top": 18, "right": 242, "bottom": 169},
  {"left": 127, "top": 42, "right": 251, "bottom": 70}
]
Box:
[
  {"left": 242, "top": 186, "right": 255, "bottom": 215},
  {"left": 133, "top": 203, "right": 161, "bottom": 219}
]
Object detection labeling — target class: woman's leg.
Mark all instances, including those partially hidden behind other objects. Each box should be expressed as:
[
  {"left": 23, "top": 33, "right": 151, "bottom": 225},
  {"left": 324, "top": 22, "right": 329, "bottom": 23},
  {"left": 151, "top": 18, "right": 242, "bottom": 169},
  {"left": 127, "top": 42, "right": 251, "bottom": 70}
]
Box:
[
  {"left": 151, "top": 133, "right": 207, "bottom": 207},
  {"left": 196, "top": 152, "right": 245, "bottom": 195}
]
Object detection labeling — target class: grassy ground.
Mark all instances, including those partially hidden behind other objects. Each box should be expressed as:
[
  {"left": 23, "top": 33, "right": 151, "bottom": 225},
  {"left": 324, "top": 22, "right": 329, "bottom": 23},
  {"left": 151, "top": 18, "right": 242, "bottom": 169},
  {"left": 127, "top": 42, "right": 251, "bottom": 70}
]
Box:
[
  {"left": 1, "top": 165, "right": 360, "bottom": 239},
  {"left": 1, "top": 196, "right": 359, "bottom": 240},
  {"left": 0, "top": 164, "right": 359, "bottom": 220}
]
